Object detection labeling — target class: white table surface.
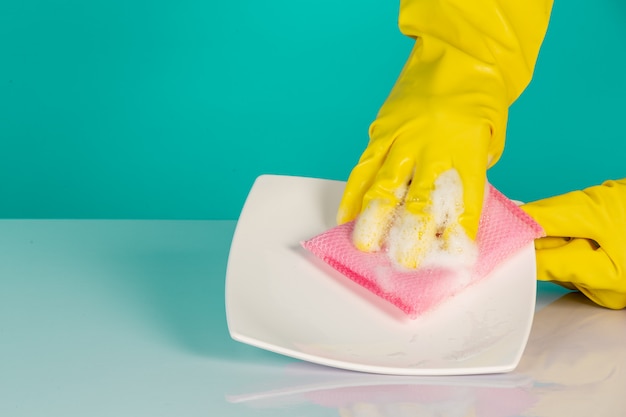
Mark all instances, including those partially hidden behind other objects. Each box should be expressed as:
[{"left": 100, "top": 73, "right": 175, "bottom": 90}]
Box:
[{"left": 1, "top": 220, "right": 624, "bottom": 416}]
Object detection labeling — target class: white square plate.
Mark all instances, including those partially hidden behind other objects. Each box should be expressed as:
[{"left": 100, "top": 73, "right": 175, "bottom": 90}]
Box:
[{"left": 225, "top": 175, "right": 536, "bottom": 375}]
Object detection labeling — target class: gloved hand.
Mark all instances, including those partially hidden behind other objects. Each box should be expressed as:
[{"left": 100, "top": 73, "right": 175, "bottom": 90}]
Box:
[
  {"left": 337, "top": 0, "right": 553, "bottom": 269},
  {"left": 521, "top": 179, "right": 626, "bottom": 309}
]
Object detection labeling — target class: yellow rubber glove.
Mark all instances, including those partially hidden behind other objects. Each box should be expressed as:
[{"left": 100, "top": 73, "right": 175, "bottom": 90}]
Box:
[
  {"left": 337, "top": 0, "right": 553, "bottom": 268},
  {"left": 521, "top": 179, "right": 626, "bottom": 310}
]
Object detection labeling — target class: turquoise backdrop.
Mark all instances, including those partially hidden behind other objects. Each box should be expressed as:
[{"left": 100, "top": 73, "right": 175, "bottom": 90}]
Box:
[{"left": 1, "top": 0, "right": 624, "bottom": 219}]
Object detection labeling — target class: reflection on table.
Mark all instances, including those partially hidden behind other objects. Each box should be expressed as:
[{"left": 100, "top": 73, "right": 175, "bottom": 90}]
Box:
[
  {"left": 228, "top": 293, "right": 626, "bottom": 417},
  {"left": 2, "top": 220, "right": 622, "bottom": 416}
]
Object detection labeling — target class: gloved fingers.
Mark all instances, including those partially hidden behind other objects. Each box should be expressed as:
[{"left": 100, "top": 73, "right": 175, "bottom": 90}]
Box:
[
  {"left": 534, "top": 237, "right": 626, "bottom": 309},
  {"left": 456, "top": 147, "right": 488, "bottom": 242},
  {"left": 337, "top": 139, "right": 392, "bottom": 225},
  {"left": 352, "top": 201, "right": 398, "bottom": 253},
  {"left": 401, "top": 127, "right": 488, "bottom": 241},
  {"left": 388, "top": 164, "right": 452, "bottom": 270},
  {"left": 352, "top": 142, "right": 416, "bottom": 253},
  {"left": 385, "top": 203, "right": 477, "bottom": 269},
  {"left": 361, "top": 139, "right": 416, "bottom": 210},
  {"left": 521, "top": 187, "right": 608, "bottom": 242},
  {"left": 386, "top": 206, "right": 436, "bottom": 269},
  {"left": 386, "top": 164, "right": 485, "bottom": 269},
  {"left": 533, "top": 236, "right": 573, "bottom": 251},
  {"left": 486, "top": 107, "right": 508, "bottom": 168}
]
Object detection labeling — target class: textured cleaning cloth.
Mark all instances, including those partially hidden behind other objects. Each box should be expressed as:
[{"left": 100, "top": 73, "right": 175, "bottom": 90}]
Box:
[{"left": 302, "top": 185, "right": 545, "bottom": 319}]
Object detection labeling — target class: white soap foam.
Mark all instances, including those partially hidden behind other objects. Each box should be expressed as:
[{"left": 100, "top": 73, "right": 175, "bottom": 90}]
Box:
[
  {"left": 387, "top": 169, "right": 477, "bottom": 272},
  {"left": 386, "top": 209, "right": 435, "bottom": 269},
  {"left": 352, "top": 200, "right": 388, "bottom": 252},
  {"left": 352, "top": 183, "right": 409, "bottom": 253}
]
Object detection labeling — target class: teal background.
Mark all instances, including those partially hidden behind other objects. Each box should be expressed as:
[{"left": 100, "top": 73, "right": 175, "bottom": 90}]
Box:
[{"left": 1, "top": 0, "right": 624, "bottom": 220}]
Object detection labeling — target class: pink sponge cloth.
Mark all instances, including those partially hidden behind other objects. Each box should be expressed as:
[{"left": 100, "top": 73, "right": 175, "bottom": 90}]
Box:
[{"left": 302, "top": 185, "right": 545, "bottom": 319}]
